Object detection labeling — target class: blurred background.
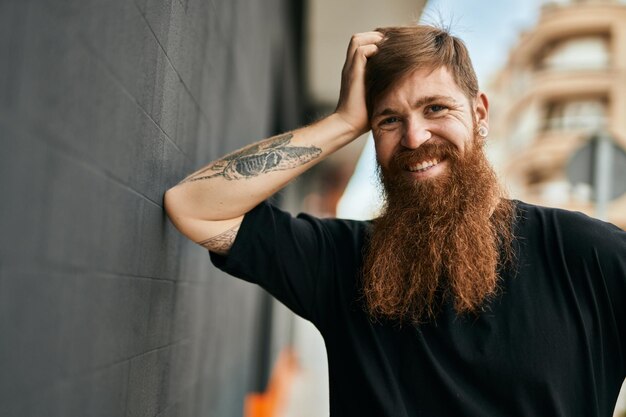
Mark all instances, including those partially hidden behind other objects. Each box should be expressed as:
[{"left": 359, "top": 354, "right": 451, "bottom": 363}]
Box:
[{"left": 1, "top": 0, "right": 624, "bottom": 416}]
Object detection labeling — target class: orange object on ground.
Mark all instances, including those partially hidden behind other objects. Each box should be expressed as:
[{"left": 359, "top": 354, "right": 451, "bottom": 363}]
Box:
[{"left": 244, "top": 348, "right": 300, "bottom": 417}]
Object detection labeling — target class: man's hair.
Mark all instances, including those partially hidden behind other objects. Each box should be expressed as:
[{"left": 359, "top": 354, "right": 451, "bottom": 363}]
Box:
[{"left": 365, "top": 25, "right": 479, "bottom": 118}]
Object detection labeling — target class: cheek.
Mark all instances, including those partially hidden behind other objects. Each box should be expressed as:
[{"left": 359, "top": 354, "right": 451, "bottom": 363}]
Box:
[
  {"left": 373, "top": 132, "right": 398, "bottom": 167},
  {"left": 451, "top": 133, "right": 468, "bottom": 152},
  {"left": 437, "top": 120, "right": 472, "bottom": 152},
  {"left": 373, "top": 143, "right": 388, "bottom": 167}
]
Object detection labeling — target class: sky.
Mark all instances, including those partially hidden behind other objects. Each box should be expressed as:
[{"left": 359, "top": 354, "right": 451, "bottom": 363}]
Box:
[
  {"left": 337, "top": 0, "right": 545, "bottom": 219},
  {"left": 420, "top": 0, "right": 544, "bottom": 86}
]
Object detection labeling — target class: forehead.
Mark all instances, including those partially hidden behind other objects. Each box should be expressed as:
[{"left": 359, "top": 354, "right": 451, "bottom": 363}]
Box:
[{"left": 373, "top": 66, "right": 468, "bottom": 113}]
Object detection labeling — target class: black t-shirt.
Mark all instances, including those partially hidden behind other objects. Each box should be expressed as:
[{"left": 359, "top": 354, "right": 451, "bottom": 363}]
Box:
[{"left": 211, "top": 200, "right": 626, "bottom": 416}]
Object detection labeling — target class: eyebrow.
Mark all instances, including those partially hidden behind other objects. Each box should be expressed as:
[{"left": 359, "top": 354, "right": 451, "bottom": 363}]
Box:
[{"left": 372, "top": 95, "right": 460, "bottom": 118}]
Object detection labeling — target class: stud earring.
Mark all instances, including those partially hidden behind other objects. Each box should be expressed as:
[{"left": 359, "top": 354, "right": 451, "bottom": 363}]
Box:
[{"left": 478, "top": 125, "right": 489, "bottom": 138}]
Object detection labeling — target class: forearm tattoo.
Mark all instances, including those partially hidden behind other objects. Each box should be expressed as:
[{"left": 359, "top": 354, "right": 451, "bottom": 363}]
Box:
[
  {"left": 180, "top": 133, "right": 321, "bottom": 183},
  {"left": 197, "top": 225, "right": 240, "bottom": 254}
]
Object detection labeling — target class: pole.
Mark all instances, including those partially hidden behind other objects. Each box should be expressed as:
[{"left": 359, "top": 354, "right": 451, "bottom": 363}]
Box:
[{"left": 593, "top": 131, "right": 613, "bottom": 221}]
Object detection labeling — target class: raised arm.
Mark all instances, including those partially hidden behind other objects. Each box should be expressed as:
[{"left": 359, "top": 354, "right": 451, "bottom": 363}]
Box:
[{"left": 164, "top": 32, "right": 382, "bottom": 254}]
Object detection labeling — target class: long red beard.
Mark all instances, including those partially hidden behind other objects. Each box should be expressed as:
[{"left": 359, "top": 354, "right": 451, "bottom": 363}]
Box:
[{"left": 361, "top": 137, "right": 515, "bottom": 324}]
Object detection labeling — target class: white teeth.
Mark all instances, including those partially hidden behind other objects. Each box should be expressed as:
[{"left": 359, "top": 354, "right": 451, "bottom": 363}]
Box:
[{"left": 408, "top": 158, "right": 439, "bottom": 172}]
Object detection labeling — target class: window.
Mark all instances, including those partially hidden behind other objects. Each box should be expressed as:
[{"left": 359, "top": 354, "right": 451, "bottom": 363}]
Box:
[
  {"left": 544, "top": 97, "right": 607, "bottom": 131},
  {"left": 539, "top": 35, "right": 610, "bottom": 71}
]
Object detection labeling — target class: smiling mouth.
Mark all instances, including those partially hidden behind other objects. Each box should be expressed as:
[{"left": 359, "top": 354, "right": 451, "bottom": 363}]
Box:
[{"left": 407, "top": 158, "right": 441, "bottom": 172}]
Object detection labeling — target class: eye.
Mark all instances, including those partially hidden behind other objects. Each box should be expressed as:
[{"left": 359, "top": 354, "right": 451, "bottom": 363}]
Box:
[
  {"left": 426, "top": 104, "right": 448, "bottom": 114},
  {"left": 379, "top": 116, "right": 400, "bottom": 127}
]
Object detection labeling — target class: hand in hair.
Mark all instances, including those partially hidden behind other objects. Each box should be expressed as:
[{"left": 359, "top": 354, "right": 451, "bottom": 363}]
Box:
[
  {"left": 164, "top": 33, "right": 383, "bottom": 254},
  {"left": 335, "top": 31, "right": 383, "bottom": 136}
]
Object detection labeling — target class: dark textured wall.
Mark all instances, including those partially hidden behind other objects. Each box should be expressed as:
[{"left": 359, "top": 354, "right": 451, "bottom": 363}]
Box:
[{"left": 0, "top": 0, "right": 303, "bottom": 416}]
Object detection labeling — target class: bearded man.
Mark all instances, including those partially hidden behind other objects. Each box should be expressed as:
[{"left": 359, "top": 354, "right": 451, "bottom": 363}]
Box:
[{"left": 164, "top": 26, "right": 626, "bottom": 417}]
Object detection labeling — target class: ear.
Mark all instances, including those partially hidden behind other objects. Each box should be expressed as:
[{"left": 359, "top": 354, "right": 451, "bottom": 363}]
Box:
[{"left": 473, "top": 92, "right": 489, "bottom": 127}]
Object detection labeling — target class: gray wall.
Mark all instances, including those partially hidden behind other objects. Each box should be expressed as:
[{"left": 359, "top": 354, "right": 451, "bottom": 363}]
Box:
[{"left": 0, "top": 0, "right": 304, "bottom": 416}]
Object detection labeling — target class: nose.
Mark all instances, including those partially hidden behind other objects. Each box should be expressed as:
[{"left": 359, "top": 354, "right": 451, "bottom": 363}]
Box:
[{"left": 401, "top": 118, "right": 432, "bottom": 149}]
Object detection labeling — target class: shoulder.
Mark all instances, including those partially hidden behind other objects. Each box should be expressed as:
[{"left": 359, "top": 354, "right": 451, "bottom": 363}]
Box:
[
  {"left": 514, "top": 200, "right": 626, "bottom": 255},
  {"left": 240, "top": 201, "right": 372, "bottom": 248},
  {"left": 295, "top": 211, "right": 372, "bottom": 251},
  {"left": 297, "top": 211, "right": 371, "bottom": 234}
]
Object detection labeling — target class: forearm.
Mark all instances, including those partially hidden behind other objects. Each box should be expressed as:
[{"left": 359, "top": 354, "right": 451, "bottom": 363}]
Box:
[
  {"left": 164, "top": 113, "right": 359, "bottom": 222},
  {"left": 164, "top": 31, "right": 381, "bottom": 252}
]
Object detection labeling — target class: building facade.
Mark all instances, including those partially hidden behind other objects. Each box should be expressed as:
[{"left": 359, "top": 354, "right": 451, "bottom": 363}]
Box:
[{"left": 489, "top": 0, "right": 626, "bottom": 229}]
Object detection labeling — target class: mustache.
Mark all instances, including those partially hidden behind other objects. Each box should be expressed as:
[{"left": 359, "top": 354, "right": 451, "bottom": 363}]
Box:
[{"left": 390, "top": 142, "right": 460, "bottom": 170}]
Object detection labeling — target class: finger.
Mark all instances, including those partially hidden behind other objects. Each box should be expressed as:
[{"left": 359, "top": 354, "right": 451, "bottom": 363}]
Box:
[
  {"left": 342, "top": 44, "right": 379, "bottom": 83},
  {"left": 346, "top": 31, "right": 384, "bottom": 59},
  {"left": 347, "top": 32, "right": 384, "bottom": 53},
  {"left": 343, "top": 44, "right": 379, "bottom": 80},
  {"left": 341, "top": 31, "right": 383, "bottom": 79},
  {"left": 354, "top": 31, "right": 384, "bottom": 41},
  {"left": 353, "top": 44, "right": 379, "bottom": 65}
]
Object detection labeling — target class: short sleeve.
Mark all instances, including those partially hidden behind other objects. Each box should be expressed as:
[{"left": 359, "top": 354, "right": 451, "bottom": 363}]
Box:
[
  {"left": 210, "top": 201, "right": 367, "bottom": 325},
  {"left": 528, "top": 205, "right": 626, "bottom": 376},
  {"left": 582, "top": 219, "right": 626, "bottom": 358},
  {"left": 559, "top": 212, "right": 626, "bottom": 326}
]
